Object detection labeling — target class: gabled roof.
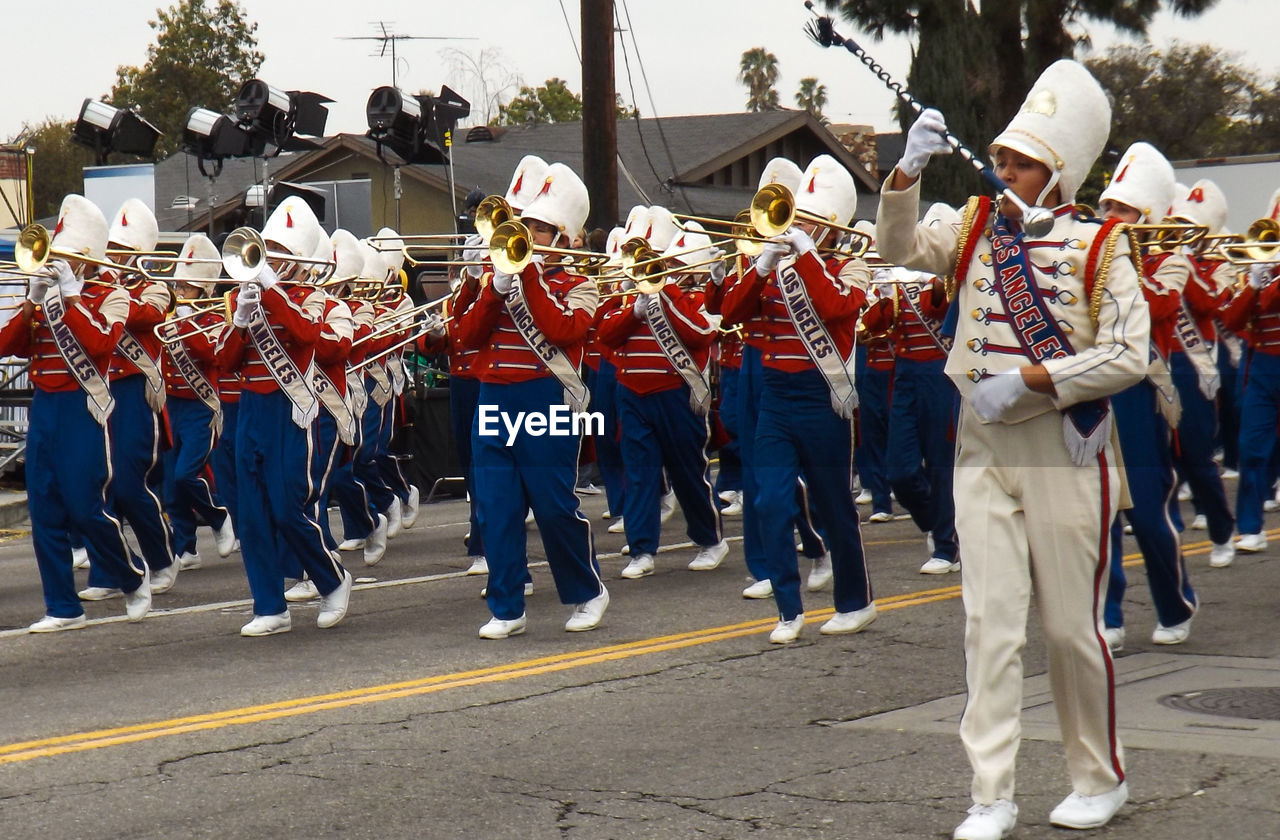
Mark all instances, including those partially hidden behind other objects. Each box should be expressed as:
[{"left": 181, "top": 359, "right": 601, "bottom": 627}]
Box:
[{"left": 158, "top": 110, "right": 882, "bottom": 232}]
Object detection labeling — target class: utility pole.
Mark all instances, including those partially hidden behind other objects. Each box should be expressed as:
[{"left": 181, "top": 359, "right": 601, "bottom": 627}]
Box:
[{"left": 580, "top": 0, "right": 618, "bottom": 233}]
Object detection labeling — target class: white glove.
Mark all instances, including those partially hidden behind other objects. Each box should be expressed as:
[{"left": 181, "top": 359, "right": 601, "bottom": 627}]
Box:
[
  {"left": 780, "top": 226, "right": 817, "bottom": 257},
  {"left": 755, "top": 242, "right": 789, "bottom": 276},
  {"left": 26, "top": 272, "right": 54, "bottom": 304},
  {"left": 462, "top": 233, "right": 485, "bottom": 279},
  {"left": 176, "top": 304, "right": 194, "bottom": 318},
  {"left": 232, "top": 285, "right": 262, "bottom": 328},
  {"left": 632, "top": 293, "right": 652, "bottom": 320},
  {"left": 969, "top": 368, "right": 1033, "bottom": 424},
  {"left": 1249, "top": 263, "right": 1273, "bottom": 290},
  {"left": 708, "top": 249, "right": 727, "bottom": 286},
  {"left": 54, "top": 260, "right": 83, "bottom": 298},
  {"left": 491, "top": 270, "right": 515, "bottom": 296},
  {"left": 898, "top": 108, "right": 953, "bottom": 178},
  {"left": 256, "top": 262, "right": 280, "bottom": 290},
  {"left": 620, "top": 277, "right": 636, "bottom": 292},
  {"left": 423, "top": 312, "right": 447, "bottom": 339}
]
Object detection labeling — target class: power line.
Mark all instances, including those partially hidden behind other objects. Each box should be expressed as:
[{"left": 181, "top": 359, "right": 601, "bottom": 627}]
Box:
[
  {"left": 557, "top": 0, "right": 582, "bottom": 65},
  {"left": 614, "top": 4, "right": 665, "bottom": 193}
]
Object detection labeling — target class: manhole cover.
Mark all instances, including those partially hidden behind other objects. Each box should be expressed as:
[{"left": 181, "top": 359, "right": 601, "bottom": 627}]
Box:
[{"left": 1160, "top": 687, "right": 1280, "bottom": 721}]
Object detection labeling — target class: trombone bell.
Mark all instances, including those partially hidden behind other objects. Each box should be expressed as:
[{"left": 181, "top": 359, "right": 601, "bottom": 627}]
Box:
[
  {"left": 751, "top": 184, "right": 796, "bottom": 238},
  {"left": 222, "top": 227, "right": 266, "bottom": 282}
]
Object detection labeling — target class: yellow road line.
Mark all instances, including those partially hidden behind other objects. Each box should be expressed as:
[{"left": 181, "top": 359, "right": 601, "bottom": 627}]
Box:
[{"left": 1, "top": 528, "right": 1263, "bottom": 766}]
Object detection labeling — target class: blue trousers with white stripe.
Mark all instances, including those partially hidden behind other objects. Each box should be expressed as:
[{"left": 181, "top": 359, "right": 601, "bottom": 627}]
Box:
[
  {"left": 1104, "top": 380, "right": 1197, "bottom": 630},
  {"left": 715, "top": 365, "right": 743, "bottom": 496},
  {"left": 237, "top": 390, "right": 346, "bottom": 616},
  {"left": 331, "top": 389, "right": 393, "bottom": 538},
  {"left": 284, "top": 411, "right": 345, "bottom": 580},
  {"left": 211, "top": 399, "right": 239, "bottom": 531},
  {"left": 886, "top": 357, "right": 958, "bottom": 561},
  {"left": 854, "top": 347, "right": 894, "bottom": 516},
  {"left": 375, "top": 396, "right": 411, "bottom": 503},
  {"left": 1237, "top": 351, "right": 1280, "bottom": 535},
  {"left": 1217, "top": 340, "right": 1242, "bottom": 471},
  {"left": 472, "top": 377, "right": 602, "bottom": 620},
  {"left": 29, "top": 389, "right": 144, "bottom": 617},
  {"left": 585, "top": 362, "right": 627, "bottom": 521},
  {"left": 163, "top": 396, "right": 230, "bottom": 557},
  {"left": 1170, "top": 351, "right": 1234, "bottom": 544},
  {"left": 87, "top": 375, "right": 173, "bottom": 587},
  {"left": 617, "top": 383, "right": 721, "bottom": 557},
  {"left": 755, "top": 367, "right": 872, "bottom": 621},
  {"left": 451, "top": 374, "right": 485, "bottom": 558}
]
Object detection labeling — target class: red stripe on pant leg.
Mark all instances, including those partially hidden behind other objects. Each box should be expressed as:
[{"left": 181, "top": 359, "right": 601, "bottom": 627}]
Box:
[{"left": 1092, "top": 450, "right": 1124, "bottom": 782}]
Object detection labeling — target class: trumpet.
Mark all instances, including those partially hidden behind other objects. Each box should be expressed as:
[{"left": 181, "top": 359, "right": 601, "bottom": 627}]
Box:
[
  {"left": 750, "top": 184, "right": 872, "bottom": 257},
  {"left": 221, "top": 227, "right": 337, "bottom": 283},
  {"left": 1214, "top": 218, "right": 1280, "bottom": 265}
]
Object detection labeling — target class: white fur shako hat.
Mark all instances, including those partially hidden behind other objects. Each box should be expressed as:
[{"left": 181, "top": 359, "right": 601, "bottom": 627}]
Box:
[
  {"left": 622, "top": 206, "right": 650, "bottom": 241},
  {"left": 505, "top": 155, "right": 550, "bottom": 213},
  {"left": 174, "top": 233, "right": 221, "bottom": 293},
  {"left": 520, "top": 162, "right": 590, "bottom": 240},
  {"left": 330, "top": 229, "right": 366, "bottom": 282},
  {"left": 1099, "top": 142, "right": 1175, "bottom": 223},
  {"left": 262, "top": 196, "right": 321, "bottom": 258},
  {"left": 922, "top": 202, "right": 961, "bottom": 228},
  {"left": 644, "top": 206, "right": 680, "bottom": 252},
  {"left": 1264, "top": 188, "right": 1280, "bottom": 222},
  {"left": 605, "top": 226, "right": 626, "bottom": 266},
  {"left": 795, "top": 155, "right": 858, "bottom": 228},
  {"left": 371, "top": 227, "right": 404, "bottom": 281},
  {"left": 662, "top": 220, "right": 713, "bottom": 267},
  {"left": 758, "top": 157, "right": 803, "bottom": 194},
  {"left": 990, "top": 59, "right": 1111, "bottom": 206},
  {"left": 1171, "top": 179, "right": 1229, "bottom": 234},
  {"left": 51, "top": 195, "right": 108, "bottom": 262},
  {"left": 108, "top": 198, "right": 159, "bottom": 252}
]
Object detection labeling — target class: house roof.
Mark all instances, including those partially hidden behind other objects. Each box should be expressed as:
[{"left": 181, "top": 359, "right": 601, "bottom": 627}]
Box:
[{"left": 158, "top": 110, "right": 882, "bottom": 233}]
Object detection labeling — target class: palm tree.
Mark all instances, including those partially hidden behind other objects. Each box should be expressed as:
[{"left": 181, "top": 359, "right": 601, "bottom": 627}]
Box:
[
  {"left": 739, "top": 47, "right": 781, "bottom": 112},
  {"left": 796, "top": 77, "right": 828, "bottom": 123}
]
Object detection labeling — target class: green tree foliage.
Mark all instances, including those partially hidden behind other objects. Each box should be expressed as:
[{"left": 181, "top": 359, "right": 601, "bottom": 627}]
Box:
[
  {"left": 796, "top": 77, "right": 829, "bottom": 123},
  {"left": 821, "top": 0, "right": 1221, "bottom": 204},
  {"left": 9, "top": 119, "right": 95, "bottom": 220},
  {"left": 739, "top": 48, "right": 781, "bottom": 112},
  {"left": 110, "top": 0, "right": 264, "bottom": 158},
  {"left": 492, "top": 78, "right": 636, "bottom": 126}
]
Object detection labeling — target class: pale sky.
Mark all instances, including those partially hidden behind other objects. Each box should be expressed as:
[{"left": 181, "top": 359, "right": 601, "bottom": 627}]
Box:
[{"left": 4, "top": 0, "right": 1277, "bottom": 145}]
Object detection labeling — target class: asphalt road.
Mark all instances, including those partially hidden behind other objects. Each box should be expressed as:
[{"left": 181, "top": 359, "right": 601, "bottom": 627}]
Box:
[{"left": 0, "top": 485, "right": 1278, "bottom": 839}]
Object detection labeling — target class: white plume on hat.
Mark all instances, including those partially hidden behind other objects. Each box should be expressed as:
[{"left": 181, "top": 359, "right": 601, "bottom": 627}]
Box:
[
  {"left": 1099, "top": 142, "right": 1175, "bottom": 223},
  {"left": 623, "top": 205, "right": 650, "bottom": 241},
  {"left": 1171, "top": 179, "right": 1229, "bottom": 234},
  {"left": 330, "top": 229, "right": 365, "bottom": 282},
  {"left": 371, "top": 227, "right": 404, "bottom": 281},
  {"left": 922, "top": 202, "right": 961, "bottom": 228},
  {"left": 990, "top": 59, "right": 1111, "bottom": 205},
  {"left": 758, "top": 157, "right": 803, "bottom": 194},
  {"left": 795, "top": 155, "right": 858, "bottom": 228},
  {"left": 662, "top": 220, "right": 713, "bottom": 266},
  {"left": 175, "top": 233, "right": 221, "bottom": 294},
  {"left": 519, "top": 163, "right": 590, "bottom": 240},
  {"left": 605, "top": 226, "right": 626, "bottom": 266},
  {"left": 108, "top": 198, "right": 159, "bottom": 252},
  {"left": 505, "top": 155, "right": 550, "bottom": 212},
  {"left": 51, "top": 195, "right": 108, "bottom": 263},
  {"left": 262, "top": 196, "right": 321, "bottom": 258}
]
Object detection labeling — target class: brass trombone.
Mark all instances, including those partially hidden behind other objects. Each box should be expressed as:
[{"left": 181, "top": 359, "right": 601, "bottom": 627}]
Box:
[
  {"left": 15, "top": 224, "right": 163, "bottom": 283},
  {"left": 352, "top": 293, "right": 452, "bottom": 349},
  {"left": 1214, "top": 218, "right": 1280, "bottom": 265},
  {"left": 749, "top": 184, "right": 872, "bottom": 256},
  {"left": 488, "top": 221, "right": 611, "bottom": 275},
  {"left": 1126, "top": 219, "right": 1209, "bottom": 251},
  {"left": 221, "top": 227, "right": 337, "bottom": 283},
  {"left": 674, "top": 210, "right": 775, "bottom": 257},
  {"left": 153, "top": 296, "right": 232, "bottom": 345}
]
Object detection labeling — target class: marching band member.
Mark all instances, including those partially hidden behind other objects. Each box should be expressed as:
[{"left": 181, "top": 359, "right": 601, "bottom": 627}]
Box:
[
  {"left": 860, "top": 203, "right": 960, "bottom": 573},
  {"left": 79, "top": 199, "right": 178, "bottom": 599},
  {"left": 453, "top": 162, "right": 608, "bottom": 639},
  {"left": 1165, "top": 180, "right": 1237, "bottom": 550},
  {"left": 1095, "top": 142, "right": 1199, "bottom": 649},
  {"left": 1222, "top": 189, "right": 1280, "bottom": 553},
  {"left": 877, "top": 60, "right": 1143, "bottom": 837},
  {"left": 0, "top": 196, "right": 151, "bottom": 630},
  {"left": 851, "top": 222, "right": 897, "bottom": 523},
  {"left": 595, "top": 222, "right": 728, "bottom": 579},
  {"left": 159, "top": 234, "right": 237, "bottom": 571},
  {"left": 215, "top": 197, "right": 352, "bottom": 636},
  {"left": 586, "top": 224, "right": 630, "bottom": 530},
  {"left": 722, "top": 154, "right": 874, "bottom": 643}
]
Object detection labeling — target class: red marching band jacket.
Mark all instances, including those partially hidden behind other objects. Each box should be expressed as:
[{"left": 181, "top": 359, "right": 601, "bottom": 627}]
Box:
[
  {"left": 416, "top": 276, "right": 485, "bottom": 379},
  {"left": 452, "top": 261, "right": 595, "bottom": 382},
  {"left": 1183, "top": 255, "right": 1234, "bottom": 345},
  {"left": 0, "top": 284, "right": 130, "bottom": 391},
  {"left": 163, "top": 308, "right": 222, "bottom": 399},
  {"left": 108, "top": 279, "right": 169, "bottom": 380},
  {"left": 1221, "top": 266, "right": 1280, "bottom": 356},
  {"left": 1139, "top": 251, "right": 1185, "bottom": 360},
  {"left": 314, "top": 297, "right": 353, "bottom": 396},
  {"left": 594, "top": 284, "right": 715, "bottom": 396},
  {"left": 215, "top": 284, "right": 322, "bottom": 391},
  {"left": 859, "top": 279, "right": 949, "bottom": 362},
  {"left": 720, "top": 250, "right": 865, "bottom": 372}
]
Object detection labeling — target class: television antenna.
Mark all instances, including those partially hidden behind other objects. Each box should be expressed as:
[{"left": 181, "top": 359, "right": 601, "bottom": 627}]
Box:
[{"left": 338, "top": 21, "right": 477, "bottom": 88}]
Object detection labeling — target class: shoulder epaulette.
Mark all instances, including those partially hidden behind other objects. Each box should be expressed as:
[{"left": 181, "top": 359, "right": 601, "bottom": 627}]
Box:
[{"left": 952, "top": 196, "right": 991, "bottom": 300}]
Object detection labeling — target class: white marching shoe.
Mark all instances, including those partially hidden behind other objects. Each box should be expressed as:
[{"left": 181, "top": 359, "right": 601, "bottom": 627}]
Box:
[
  {"left": 742, "top": 578, "right": 773, "bottom": 599},
  {"left": 659, "top": 490, "right": 676, "bottom": 523},
  {"left": 214, "top": 516, "right": 237, "bottom": 557},
  {"left": 176, "top": 551, "right": 202, "bottom": 570},
  {"left": 241, "top": 611, "right": 291, "bottom": 637},
  {"left": 867, "top": 510, "right": 894, "bottom": 523},
  {"left": 806, "top": 553, "right": 833, "bottom": 591},
  {"left": 464, "top": 555, "right": 489, "bottom": 575},
  {"left": 150, "top": 562, "right": 180, "bottom": 595},
  {"left": 1101, "top": 625, "right": 1125, "bottom": 653},
  {"left": 1049, "top": 782, "right": 1127, "bottom": 829},
  {"left": 1209, "top": 541, "right": 1235, "bottom": 568},
  {"left": 402, "top": 485, "right": 420, "bottom": 529},
  {"left": 607, "top": 517, "right": 626, "bottom": 534},
  {"left": 284, "top": 579, "right": 319, "bottom": 602},
  {"left": 317, "top": 570, "right": 353, "bottom": 629},
  {"left": 920, "top": 556, "right": 961, "bottom": 574},
  {"left": 337, "top": 535, "right": 366, "bottom": 551},
  {"left": 621, "top": 554, "right": 655, "bottom": 579},
  {"left": 953, "top": 800, "right": 1017, "bottom": 840},
  {"left": 688, "top": 540, "right": 729, "bottom": 571},
  {"left": 565, "top": 586, "right": 609, "bottom": 632},
  {"left": 123, "top": 569, "right": 152, "bottom": 622},
  {"left": 479, "top": 614, "right": 527, "bottom": 639},
  {"left": 1152, "top": 617, "right": 1192, "bottom": 645},
  {"left": 386, "top": 497, "right": 404, "bottom": 539},
  {"left": 363, "top": 514, "right": 389, "bottom": 566},
  {"left": 820, "top": 602, "right": 877, "bottom": 635},
  {"left": 29, "top": 614, "right": 88, "bottom": 633},
  {"left": 1190, "top": 513, "right": 1207, "bottom": 530},
  {"left": 78, "top": 586, "right": 121, "bottom": 601},
  {"left": 71, "top": 546, "right": 89, "bottom": 569},
  {"left": 768, "top": 614, "right": 805, "bottom": 644},
  {"left": 1237, "top": 532, "right": 1268, "bottom": 553}
]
